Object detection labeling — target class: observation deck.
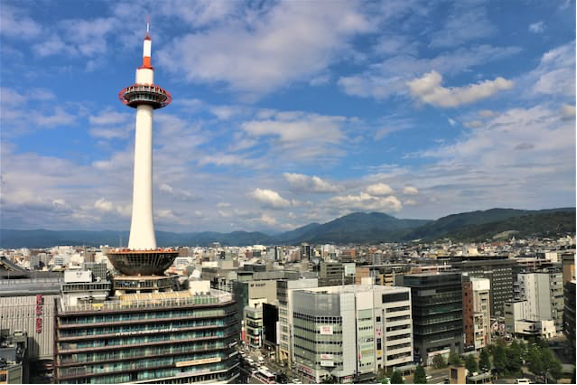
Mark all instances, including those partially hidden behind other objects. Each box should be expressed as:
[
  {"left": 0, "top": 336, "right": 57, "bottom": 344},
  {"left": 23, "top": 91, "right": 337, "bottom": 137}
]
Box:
[
  {"left": 106, "top": 248, "right": 179, "bottom": 276},
  {"left": 118, "top": 84, "right": 172, "bottom": 109}
]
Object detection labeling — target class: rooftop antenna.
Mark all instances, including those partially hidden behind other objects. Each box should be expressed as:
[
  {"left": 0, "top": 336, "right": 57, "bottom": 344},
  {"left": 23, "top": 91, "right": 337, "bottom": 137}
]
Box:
[{"left": 146, "top": 14, "right": 151, "bottom": 34}]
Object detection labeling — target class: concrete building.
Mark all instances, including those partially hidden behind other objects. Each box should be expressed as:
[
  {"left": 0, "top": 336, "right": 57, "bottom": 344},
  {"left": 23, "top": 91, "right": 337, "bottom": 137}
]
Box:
[
  {"left": 55, "top": 285, "right": 239, "bottom": 384},
  {"left": 0, "top": 330, "right": 28, "bottom": 384},
  {"left": 319, "top": 261, "right": 354, "bottom": 287},
  {"left": 563, "top": 281, "right": 575, "bottom": 356},
  {"left": 515, "top": 270, "right": 564, "bottom": 333},
  {"left": 277, "top": 279, "right": 318, "bottom": 364},
  {"left": 504, "top": 301, "right": 556, "bottom": 339},
  {"left": 0, "top": 277, "right": 61, "bottom": 360},
  {"left": 449, "top": 257, "right": 514, "bottom": 317},
  {"left": 462, "top": 276, "right": 491, "bottom": 351},
  {"left": 562, "top": 253, "right": 575, "bottom": 283},
  {"left": 291, "top": 285, "right": 413, "bottom": 383},
  {"left": 397, "top": 273, "right": 463, "bottom": 366}
]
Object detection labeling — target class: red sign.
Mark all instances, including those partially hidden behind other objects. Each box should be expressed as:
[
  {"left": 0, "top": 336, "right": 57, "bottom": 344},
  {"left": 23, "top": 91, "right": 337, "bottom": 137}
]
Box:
[{"left": 36, "top": 295, "right": 43, "bottom": 333}]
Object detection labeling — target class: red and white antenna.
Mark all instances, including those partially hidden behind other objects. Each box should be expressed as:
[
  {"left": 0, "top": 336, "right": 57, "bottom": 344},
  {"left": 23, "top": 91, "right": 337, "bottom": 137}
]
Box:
[{"left": 142, "top": 15, "right": 152, "bottom": 69}]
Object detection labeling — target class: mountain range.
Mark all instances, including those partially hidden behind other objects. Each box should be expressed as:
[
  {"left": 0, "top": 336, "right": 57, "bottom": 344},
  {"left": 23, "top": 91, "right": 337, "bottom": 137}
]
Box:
[{"left": 1, "top": 208, "right": 574, "bottom": 248}]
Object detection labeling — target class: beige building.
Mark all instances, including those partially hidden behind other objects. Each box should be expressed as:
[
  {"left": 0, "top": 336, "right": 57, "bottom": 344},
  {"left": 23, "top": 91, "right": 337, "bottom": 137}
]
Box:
[{"left": 463, "top": 276, "right": 491, "bottom": 350}]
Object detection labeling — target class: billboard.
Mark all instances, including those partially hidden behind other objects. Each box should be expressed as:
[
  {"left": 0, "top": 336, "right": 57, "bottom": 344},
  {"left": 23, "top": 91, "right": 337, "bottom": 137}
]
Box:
[
  {"left": 319, "top": 325, "right": 333, "bottom": 335},
  {"left": 344, "top": 263, "right": 356, "bottom": 276}
]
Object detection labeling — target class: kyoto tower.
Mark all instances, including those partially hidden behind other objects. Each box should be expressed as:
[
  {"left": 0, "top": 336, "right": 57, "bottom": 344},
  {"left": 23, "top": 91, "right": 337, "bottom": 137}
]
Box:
[{"left": 108, "top": 22, "right": 178, "bottom": 278}]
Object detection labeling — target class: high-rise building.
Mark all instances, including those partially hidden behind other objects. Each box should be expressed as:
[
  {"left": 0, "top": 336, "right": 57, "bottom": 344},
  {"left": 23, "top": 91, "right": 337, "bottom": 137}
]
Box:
[
  {"left": 277, "top": 278, "right": 318, "bottom": 364},
  {"left": 55, "top": 284, "right": 239, "bottom": 384},
  {"left": 462, "top": 276, "right": 491, "bottom": 351},
  {"left": 514, "top": 270, "right": 564, "bottom": 333},
  {"left": 563, "top": 281, "right": 575, "bottom": 357},
  {"left": 291, "top": 285, "right": 413, "bottom": 383},
  {"left": 397, "top": 273, "right": 463, "bottom": 365},
  {"left": 562, "top": 253, "right": 576, "bottom": 283},
  {"left": 449, "top": 256, "right": 514, "bottom": 317}
]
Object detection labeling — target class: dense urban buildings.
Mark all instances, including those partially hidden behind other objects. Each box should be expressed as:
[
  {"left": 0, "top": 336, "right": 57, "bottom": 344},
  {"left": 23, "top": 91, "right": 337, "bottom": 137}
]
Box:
[
  {"left": 397, "top": 272, "right": 464, "bottom": 365},
  {"left": 448, "top": 256, "right": 514, "bottom": 317}
]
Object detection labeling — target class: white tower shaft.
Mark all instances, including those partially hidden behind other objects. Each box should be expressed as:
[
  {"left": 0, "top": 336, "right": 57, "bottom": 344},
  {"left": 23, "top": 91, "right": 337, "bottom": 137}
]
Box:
[
  {"left": 128, "top": 32, "right": 156, "bottom": 250},
  {"left": 128, "top": 103, "right": 156, "bottom": 249}
]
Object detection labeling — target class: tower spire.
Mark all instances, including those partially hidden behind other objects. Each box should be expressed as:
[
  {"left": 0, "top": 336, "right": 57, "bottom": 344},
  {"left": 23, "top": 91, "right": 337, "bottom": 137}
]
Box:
[{"left": 142, "top": 17, "right": 152, "bottom": 69}]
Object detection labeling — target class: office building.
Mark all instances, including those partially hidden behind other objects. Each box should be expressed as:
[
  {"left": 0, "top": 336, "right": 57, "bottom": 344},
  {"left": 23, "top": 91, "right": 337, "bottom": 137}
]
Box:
[
  {"left": 504, "top": 301, "right": 556, "bottom": 339},
  {"left": 292, "top": 285, "right": 413, "bottom": 383},
  {"left": 277, "top": 278, "right": 318, "bottom": 364},
  {"left": 319, "top": 261, "right": 354, "bottom": 287},
  {"left": 450, "top": 257, "right": 514, "bottom": 317},
  {"left": 0, "top": 330, "right": 28, "bottom": 384},
  {"left": 55, "top": 284, "right": 239, "bottom": 384},
  {"left": 563, "top": 281, "right": 575, "bottom": 356},
  {"left": 515, "top": 270, "right": 564, "bottom": 333},
  {"left": 562, "top": 253, "right": 576, "bottom": 283},
  {"left": 0, "top": 273, "right": 61, "bottom": 360},
  {"left": 397, "top": 273, "right": 463, "bottom": 365},
  {"left": 462, "top": 276, "right": 491, "bottom": 351}
]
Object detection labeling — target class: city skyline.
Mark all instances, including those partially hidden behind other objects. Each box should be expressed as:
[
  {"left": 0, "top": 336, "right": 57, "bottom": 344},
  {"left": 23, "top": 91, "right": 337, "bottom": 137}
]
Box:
[{"left": 1, "top": 0, "right": 575, "bottom": 233}]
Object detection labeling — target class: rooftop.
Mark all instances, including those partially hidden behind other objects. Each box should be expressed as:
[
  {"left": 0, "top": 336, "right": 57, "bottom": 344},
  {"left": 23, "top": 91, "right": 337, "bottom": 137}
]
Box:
[{"left": 58, "top": 288, "right": 233, "bottom": 314}]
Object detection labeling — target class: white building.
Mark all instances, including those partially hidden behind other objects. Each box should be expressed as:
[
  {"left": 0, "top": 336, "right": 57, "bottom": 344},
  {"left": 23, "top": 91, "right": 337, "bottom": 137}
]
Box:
[
  {"left": 292, "top": 285, "right": 413, "bottom": 383},
  {"left": 277, "top": 278, "right": 319, "bottom": 364}
]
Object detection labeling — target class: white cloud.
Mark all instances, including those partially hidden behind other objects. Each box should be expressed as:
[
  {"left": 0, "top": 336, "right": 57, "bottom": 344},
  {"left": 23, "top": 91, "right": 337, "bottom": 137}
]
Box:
[
  {"left": 217, "top": 202, "right": 231, "bottom": 208},
  {"left": 407, "top": 71, "right": 514, "bottom": 108},
  {"left": 478, "top": 110, "right": 496, "bottom": 117},
  {"left": 241, "top": 111, "right": 348, "bottom": 161},
  {"left": 250, "top": 188, "right": 290, "bottom": 209},
  {"left": 529, "top": 21, "right": 545, "bottom": 34},
  {"left": 404, "top": 199, "right": 417, "bottom": 206},
  {"left": 366, "top": 183, "right": 394, "bottom": 196},
  {"left": 94, "top": 198, "right": 114, "bottom": 212},
  {"left": 448, "top": 118, "right": 457, "bottom": 127},
  {"left": 89, "top": 109, "right": 130, "bottom": 125},
  {"left": 464, "top": 120, "right": 483, "bottom": 128},
  {"left": 402, "top": 186, "right": 419, "bottom": 195},
  {"left": 329, "top": 192, "right": 402, "bottom": 213},
  {"left": 284, "top": 173, "right": 340, "bottom": 193},
  {"left": 428, "top": 4, "right": 495, "bottom": 48},
  {"left": 530, "top": 41, "right": 575, "bottom": 97},
  {"left": 259, "top": 214, "right": 277, "bottom": 227},
  {"left": 0, "top": 5, "right": 42, "bottom": 40},
  {"left": 562, "top": 104, "right": 576, "bottom": 117},
  {"left": 338, "top": 45, "right": 520, "bottom": 100},
  {"left": 158, "top": 1, "right": 371, "bottom": 96}
]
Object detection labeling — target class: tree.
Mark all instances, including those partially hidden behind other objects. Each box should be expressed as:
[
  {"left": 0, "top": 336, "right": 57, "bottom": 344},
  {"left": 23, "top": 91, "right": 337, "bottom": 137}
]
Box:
[
  {"left": 432, "top": 355, "right": 447, "bottom": 369},
  {"left": 448, "top": 352, "right": 463, "bottom": 367},
  {"left": 465, "top": 354, "right": 478, "bottom": 375},
  {"left": 540, "top": 347, "right": 562, "bottom": 381},
  {"left": 390, "top": 370, "right": 404, "bottom": 384},
  {"left": 492, "top": 345, "right": 507, "bottom": 374},
  {"left": 414, "top": 365, "right": 427, "bottom": 384},
  {"left": 479, "top": 349, "right": 491, "bottom": 372},
  {"left": 505, "top": 342, "right": 523, "bottom": 375}
]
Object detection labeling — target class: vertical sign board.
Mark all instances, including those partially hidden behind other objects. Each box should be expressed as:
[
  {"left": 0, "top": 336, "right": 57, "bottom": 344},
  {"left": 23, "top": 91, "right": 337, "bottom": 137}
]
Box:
[{"left": 35, "top": 294, "right": 43, "bottom": 333}]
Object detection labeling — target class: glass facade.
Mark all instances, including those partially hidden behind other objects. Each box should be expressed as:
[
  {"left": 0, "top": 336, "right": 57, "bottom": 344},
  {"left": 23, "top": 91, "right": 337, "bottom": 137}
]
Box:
[
  {"left": 56, "top": 298, "right": 239, "bottom": 384},
  {"left": 401, "top": 273, "right": 463, "bottom": 364}
]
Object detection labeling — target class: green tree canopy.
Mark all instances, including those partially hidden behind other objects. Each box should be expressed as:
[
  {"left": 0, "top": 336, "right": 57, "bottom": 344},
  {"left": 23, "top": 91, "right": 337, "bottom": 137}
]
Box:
[
  {"left": 465, "top": 354, "right": 478, "bottom": 375},
  {"left": 492, "top": 345, "right": 507, "bottom": 374},
  {"left": 448, "top": 352, "right": 463, "bottom": 367},
  {"left": 479, "top": 349, "right": 491, "bottom": 372},
  {"left": 390, "top": 370, "right": 404, "bottom": 384},
  {"left": 432, "top": 354, "right": 447, "bottom": 369},
  {"left": 414, "top": 365, "right": 427, "bottom": 384}
]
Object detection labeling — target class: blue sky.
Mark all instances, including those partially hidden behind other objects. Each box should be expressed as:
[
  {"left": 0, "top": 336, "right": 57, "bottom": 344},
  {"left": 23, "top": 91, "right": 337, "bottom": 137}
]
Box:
[{"left": 1, "top": 0, "right": 575, "bottom": 233}]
